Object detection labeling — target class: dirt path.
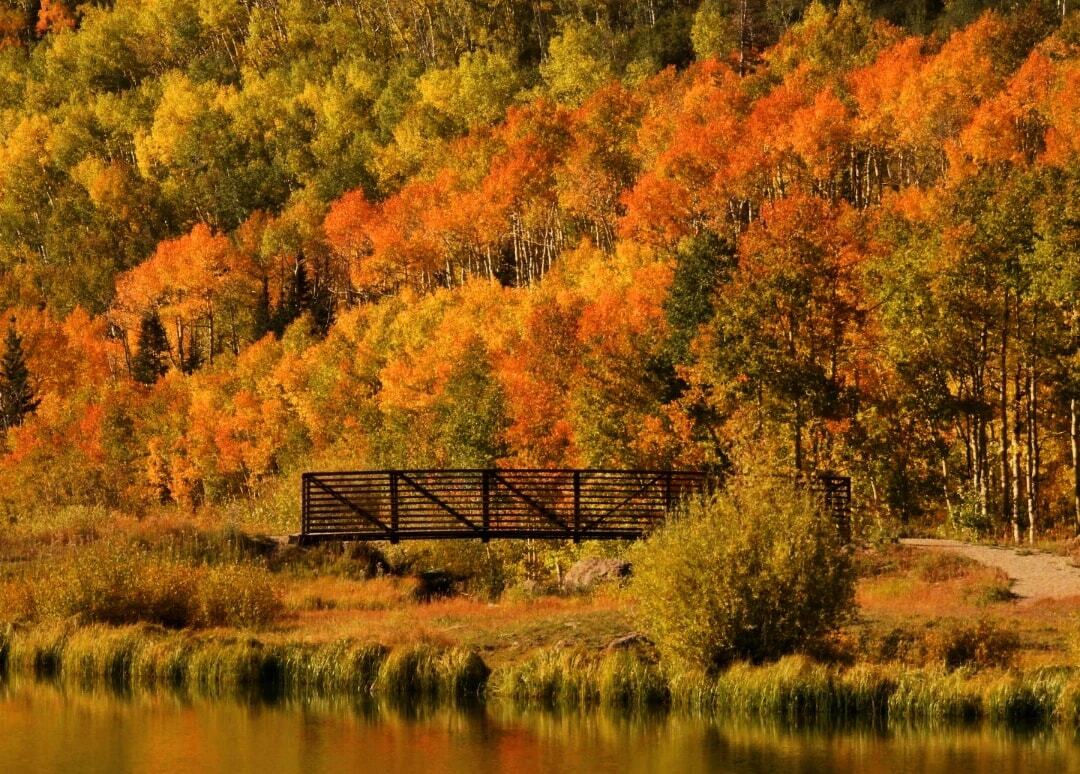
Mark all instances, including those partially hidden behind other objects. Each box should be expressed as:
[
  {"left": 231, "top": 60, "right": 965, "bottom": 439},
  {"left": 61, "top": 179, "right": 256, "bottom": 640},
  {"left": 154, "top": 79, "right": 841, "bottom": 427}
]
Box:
[{"left": 901, "top": 538, "right": 1080, "bottom": 603}]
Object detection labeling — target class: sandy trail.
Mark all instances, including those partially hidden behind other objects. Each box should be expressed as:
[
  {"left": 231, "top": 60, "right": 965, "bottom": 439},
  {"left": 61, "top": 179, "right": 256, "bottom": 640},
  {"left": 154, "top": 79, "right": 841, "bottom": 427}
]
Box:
[{"left": 901, "top": 538, "right": 1080, "bottom": 603}]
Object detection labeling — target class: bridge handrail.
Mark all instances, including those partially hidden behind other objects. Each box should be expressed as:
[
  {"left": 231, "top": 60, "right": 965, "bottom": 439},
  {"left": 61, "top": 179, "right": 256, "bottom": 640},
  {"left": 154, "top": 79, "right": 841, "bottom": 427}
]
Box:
[{"left": 299, "top": 468, "right": 851, "bottom": 544}]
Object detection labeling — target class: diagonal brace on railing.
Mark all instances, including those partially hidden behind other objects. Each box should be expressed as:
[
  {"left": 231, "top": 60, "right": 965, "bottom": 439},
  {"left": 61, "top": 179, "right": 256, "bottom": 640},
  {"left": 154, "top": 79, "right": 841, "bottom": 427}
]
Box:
[
  {"left": 309, "top": 476, "right": 393, "bottom": 536},
  {"left": 582, "top": 473, "right": 662, "bottom": 532},
  {"left": 491, "top": 471, "right": 573, "bottom": 534},
  {"left": 397, "top": 472, "right": 483, "bottom": 535}
]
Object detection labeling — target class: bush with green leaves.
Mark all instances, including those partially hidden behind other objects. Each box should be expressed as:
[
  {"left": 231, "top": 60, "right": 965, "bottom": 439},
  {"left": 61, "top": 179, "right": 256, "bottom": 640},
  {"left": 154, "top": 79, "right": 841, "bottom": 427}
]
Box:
[
  {"left": 631, "top": 477, "right": 855, "bottom": 673},
  {"left": 36, "top": 542, "right": 281, "bottom": 630}
]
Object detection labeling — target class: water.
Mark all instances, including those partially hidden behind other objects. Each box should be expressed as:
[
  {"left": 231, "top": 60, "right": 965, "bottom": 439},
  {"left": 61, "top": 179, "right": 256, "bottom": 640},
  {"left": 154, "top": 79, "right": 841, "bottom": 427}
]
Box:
[{"left": 1, "top": 678, "right": 1078, "bottom": 774}]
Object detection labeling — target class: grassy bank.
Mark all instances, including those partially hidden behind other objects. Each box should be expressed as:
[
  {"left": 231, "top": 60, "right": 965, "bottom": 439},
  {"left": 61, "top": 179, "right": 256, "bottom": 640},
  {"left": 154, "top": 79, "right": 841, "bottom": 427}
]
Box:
[
  {"left": 4, "top": 507, "right": 1080, "bottom": 729},
  {"left": 3, "top": 623, "right": 1080, "bottom": 730},
  {"left": 495, "top": 647, "right": 1080, "bottom": 728},
  {"left": 0, "top": 623, "right": 488, "bottom": 704}
]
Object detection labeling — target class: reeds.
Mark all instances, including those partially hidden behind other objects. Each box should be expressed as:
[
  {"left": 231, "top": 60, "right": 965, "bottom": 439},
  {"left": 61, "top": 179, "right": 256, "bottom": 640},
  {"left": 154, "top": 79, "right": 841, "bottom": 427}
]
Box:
[
  {"left": 490, "top": 644, "right": 1080, "bottom": 730},
  {"left": 32, "top": 545, "right": 283, "bottom": 630},
  {"left": 0, "top": 624, "right": 485, "bottom": 704},
  {"left": 886, "top": 668, "right": 983, "bottom": 723},
  {"left": 5, "top": 623, "right": 1080, "bottom": 730},
  {"left": 491, "top": 647, "right": 669, "bottom": 709},
  {"left": 374, "top": 644, "right": 489, "bottom": 702}
]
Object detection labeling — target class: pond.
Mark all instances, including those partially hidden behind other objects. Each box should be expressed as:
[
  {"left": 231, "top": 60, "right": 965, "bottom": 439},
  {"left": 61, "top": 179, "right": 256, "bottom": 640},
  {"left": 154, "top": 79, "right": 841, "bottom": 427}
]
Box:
[{"left": 0, "top": 678, "right": 1077, "bottom": 774}]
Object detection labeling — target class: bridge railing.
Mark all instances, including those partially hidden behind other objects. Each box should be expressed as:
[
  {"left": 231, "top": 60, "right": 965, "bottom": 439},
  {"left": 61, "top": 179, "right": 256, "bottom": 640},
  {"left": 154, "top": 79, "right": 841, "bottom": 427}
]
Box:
[
  {"left": 299, "top": 468, "right": 852, "bottom": 544},
  {"left": 302, "top": 468, "right": 707, "bottom": 543}
]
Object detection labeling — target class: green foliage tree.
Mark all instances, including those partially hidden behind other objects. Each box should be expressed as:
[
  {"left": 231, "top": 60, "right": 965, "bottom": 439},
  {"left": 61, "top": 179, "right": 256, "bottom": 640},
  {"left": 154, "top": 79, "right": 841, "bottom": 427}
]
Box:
[
  {"left": 131, "top": 310, "right": 171, "bottom": 385},
  {"left": 691, "top": 0, "right": 741, "bottom": 60},
  {"left": 0, "top": 318, "right": 38, "bottom": 430},
  {"left": 434, "top": 340, "right": 510, "bottom": 467},
  {"left": 705, "top": 196, "right": 862, "bottom": 471},
  {"left": 418, "top": 50, "right": 523, "bottom": 130},
  {"left": 631, "top": 476, "right": 854, "bottom": 672},
  {"left": 540, "top": 22, "right": 615, "bottom": 106},
  {"left": 665, "top": 231, "right": 736, "bottom": 365}
]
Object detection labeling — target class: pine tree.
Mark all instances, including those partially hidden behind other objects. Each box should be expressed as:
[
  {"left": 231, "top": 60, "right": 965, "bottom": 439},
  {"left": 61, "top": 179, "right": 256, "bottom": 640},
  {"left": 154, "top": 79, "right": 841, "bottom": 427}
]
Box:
[
  {"left": 252, "top": 276, "right": 273, "bottom": 340},
  {"left": 181, "top": 328, "right": 203, "bottom": 374},
  {"left": 309, "top": 272, "right": 336, "bottom": 337},
  {"left": 0, "top": 319, "right": 39, "bottom": 430},
  {"left": 272, "top": 253, "right": 311, "bottom": 336},
  {"left": 131, "top": 310, "right": 171, "bottom": 385}
]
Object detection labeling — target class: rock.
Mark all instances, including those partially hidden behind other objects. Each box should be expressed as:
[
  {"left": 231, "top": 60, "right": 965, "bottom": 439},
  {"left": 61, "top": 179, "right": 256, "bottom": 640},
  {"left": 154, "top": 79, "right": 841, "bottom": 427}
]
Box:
[
  {"left": 412, "top": 570, "right": 458, "bottom": 602},
  {"left": 344, "top": 542, "right": 392, "bottom": 578},
  {"left": 562, "top": 557, "right": 631, "bottom": 592},
  {"left": 605, "top": 633, "right": 649, "bottom": 651},
  {"left": 516, "top": 579, "right": 542, "bottom": 597}
]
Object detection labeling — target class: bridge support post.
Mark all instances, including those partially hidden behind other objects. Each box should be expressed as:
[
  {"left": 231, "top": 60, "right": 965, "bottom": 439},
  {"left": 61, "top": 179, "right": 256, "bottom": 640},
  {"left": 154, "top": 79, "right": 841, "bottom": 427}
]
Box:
[
  {"left": 301, "top": 473, "right": 310, "bottom": 536},
  {"left": 481, "top": 470, "right": 491, "bottom": 542},
  {"left": 573, "top": 470, "right": 581, "bottom": 543},
  {"left": 389, "top": 471, "right": 400, "bottom": 544}
]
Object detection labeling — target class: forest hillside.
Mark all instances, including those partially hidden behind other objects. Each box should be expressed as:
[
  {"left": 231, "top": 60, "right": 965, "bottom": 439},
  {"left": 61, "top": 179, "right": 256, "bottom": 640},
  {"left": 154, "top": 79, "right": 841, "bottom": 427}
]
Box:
[{"left": 0, "top": 0, "right": 1076, "bottom": 539}]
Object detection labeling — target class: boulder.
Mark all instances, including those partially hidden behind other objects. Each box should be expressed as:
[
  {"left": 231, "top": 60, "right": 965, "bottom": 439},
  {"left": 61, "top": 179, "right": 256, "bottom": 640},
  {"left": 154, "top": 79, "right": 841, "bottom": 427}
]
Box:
[
  {"left": 605, "top": 633, "right": 650, "bottom": 651},
  {"left": 563, "top": 557, "right": 631, "bottom": 592},
  {"left": 412, "top": 570, "right": 458, "bottom": 602}
]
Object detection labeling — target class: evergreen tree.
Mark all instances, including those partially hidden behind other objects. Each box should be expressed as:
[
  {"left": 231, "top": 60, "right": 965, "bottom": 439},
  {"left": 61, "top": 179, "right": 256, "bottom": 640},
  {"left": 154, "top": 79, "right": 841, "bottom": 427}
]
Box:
[
  {"left": 131, "top": 310, "right": 171, "bottom": 385},
  {"left": 252, "top": 276, "right": 273, "bottom": 340},
  {"left": 309, "top": 272, "right": 336, "bottom": 337},
  {"left": 272, "top": 253, "right": 312, "bottom": 336},
  {"left": 0, "top": 319, "right": 39, "bottom": 430},
  {"left": 665, "top": 231, "right": 737, "bottom": 365},
  {"left": 181, "top": 328, "right": 203, "bottom": 374}
]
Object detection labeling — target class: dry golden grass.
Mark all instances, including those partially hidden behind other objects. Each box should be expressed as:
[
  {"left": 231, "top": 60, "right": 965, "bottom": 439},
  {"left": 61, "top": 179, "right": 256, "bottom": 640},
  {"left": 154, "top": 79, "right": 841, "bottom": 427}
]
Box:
[
  {"left": 853, "top": 544, "right": 1080, "bottom": 670},
  {"left": 7, "top": 512, "right": 1079, "bottom": 677},
  {"left": 274, "top": 585, "right": 631, "bottom": 666},
  {"left": 282, "top": 576, "right": 415, "bottom": 612}
]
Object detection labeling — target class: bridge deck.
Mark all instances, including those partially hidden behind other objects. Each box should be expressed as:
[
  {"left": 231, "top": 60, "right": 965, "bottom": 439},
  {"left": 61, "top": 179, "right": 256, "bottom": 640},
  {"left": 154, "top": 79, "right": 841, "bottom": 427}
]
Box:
[{"left": 298, "top": 469, "right": 851, "bottom": 544}]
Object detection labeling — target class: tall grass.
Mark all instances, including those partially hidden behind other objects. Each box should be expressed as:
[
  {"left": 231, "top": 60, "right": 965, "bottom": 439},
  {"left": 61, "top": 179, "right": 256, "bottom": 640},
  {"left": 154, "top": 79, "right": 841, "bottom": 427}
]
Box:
[
  {"left": 887, "top": 669, "right": 984, "bottom": 723},
  {"left": 492, "top": 648, "right": 668, "bottom": 709},
  {"left": 374, "top": 644, "right": 490, "bottom": 702},
  {"left": 6, "top": 623, "right": 1080, "bottom": 730},
  {"left": 0, "top": 624, "right": 485, "bottom": 704},
  {"left": 279, "top": 640, "right": 388, "bottom": 696},
  {"left": 23, "top": 543, "right": 283, "bottom": 630},
  {"left": 489, "top": 644, "right": 1080, "bottom": 730}
]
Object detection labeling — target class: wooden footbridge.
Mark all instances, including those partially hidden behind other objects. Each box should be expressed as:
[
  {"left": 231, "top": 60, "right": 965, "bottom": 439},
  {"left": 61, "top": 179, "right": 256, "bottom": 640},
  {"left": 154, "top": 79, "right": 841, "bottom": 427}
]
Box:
[{"left": 298, "top": 468, "right": 852, "bottom": 544}]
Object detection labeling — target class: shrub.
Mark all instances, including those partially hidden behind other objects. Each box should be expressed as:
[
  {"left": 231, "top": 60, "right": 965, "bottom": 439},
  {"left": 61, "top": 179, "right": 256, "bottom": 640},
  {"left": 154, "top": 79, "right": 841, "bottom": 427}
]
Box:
[
  {"left": 271, "top": 541, "right": 391, "bottom": 580},
  {"left": 916, "top": 552, "right": 979, "bottom": 583},
  {"left": 963, "top": 572, "right": 1015, "bottom": 605},
  {"left": 34, "top": 542, "right": 281, "bottom": 630},
  {"left": 630, "top": 477, "right": 854, "bottom": 673},
  {"left": 194, "top": 565, "right": 283, "bottom": 629},
  {"left": 0, "top": 580, "right": 35, "bottom": 623},
  {"left": 39, "top": 544, "right": 198, "bottom": 628},
  {"left": 922, "top": 619, "right": 1020, "bottom": 671},
  {"left": 411, "top": 570, "right": 458, "bottom": 602},
  {"left": 383, "top": 539, "right": 585, "bottom": 601},
  {"left": 948, "top": 485, "right": 995, "bottom": 539}
]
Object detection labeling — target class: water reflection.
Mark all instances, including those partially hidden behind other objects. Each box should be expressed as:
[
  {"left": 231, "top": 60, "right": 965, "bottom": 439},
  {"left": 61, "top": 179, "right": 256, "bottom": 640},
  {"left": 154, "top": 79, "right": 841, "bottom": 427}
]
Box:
[{"left": 0, "top": 677, "right": 1077, "bottom": 774}]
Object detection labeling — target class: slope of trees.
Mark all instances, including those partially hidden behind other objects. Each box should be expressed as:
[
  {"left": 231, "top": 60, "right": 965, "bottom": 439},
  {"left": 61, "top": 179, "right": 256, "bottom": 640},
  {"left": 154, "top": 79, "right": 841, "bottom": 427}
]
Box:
[{"left": 0, "top": 0, "right": 1076, "bottom": 540}]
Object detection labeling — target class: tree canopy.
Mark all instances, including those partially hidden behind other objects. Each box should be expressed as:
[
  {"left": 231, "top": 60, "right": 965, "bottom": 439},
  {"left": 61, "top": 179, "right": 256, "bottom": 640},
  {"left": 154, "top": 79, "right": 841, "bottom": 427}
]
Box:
[{"left": 0, "top": 0, "right": 1076, "bottom": 540}]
